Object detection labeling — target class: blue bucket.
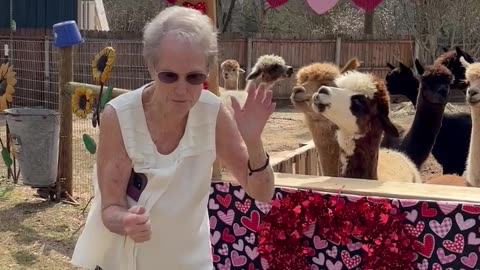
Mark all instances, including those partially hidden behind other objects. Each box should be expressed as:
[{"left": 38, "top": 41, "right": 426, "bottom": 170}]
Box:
[{"left": 53, "top": 20, "right": 84, "bottom": 48}]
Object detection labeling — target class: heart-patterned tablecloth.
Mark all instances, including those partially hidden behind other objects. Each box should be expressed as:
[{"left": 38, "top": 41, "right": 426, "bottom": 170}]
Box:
[{"left": 208, "top": 182, "right": 480, "bottom": 270}]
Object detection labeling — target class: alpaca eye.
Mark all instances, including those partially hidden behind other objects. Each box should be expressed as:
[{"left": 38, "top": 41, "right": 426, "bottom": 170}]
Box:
[{"left": 350, "top": 95, "right": 370, "bottom": 116}]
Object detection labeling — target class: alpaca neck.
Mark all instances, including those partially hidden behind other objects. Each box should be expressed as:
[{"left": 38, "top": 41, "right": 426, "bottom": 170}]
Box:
[
  {"left": 305, "top": 113, "right": 340, "bottom": 177},
  {"left": 337, "top": 129, "right": 381, "bottom": 180},
  {"left": 224, "top": 77, "right": 239, "bottom": 90},
  {"left": 406, "top": 89, "right": 419, "bottom": 107},
  {"left": 400, "top": 94, "right": 446, "bottom": 167},
  {"left": 466, "top": 107, "right": 480, "bottom": 186}
]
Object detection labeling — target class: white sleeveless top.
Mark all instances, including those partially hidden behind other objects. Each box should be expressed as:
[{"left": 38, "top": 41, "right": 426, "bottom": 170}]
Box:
[{"left": 71, "top": 84, "right": 220, "bottom": 270}]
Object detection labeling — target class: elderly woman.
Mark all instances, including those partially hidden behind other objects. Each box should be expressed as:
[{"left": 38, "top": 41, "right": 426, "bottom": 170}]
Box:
[{"left": 71, "top": 6, "right": 275, "bottom": 270}]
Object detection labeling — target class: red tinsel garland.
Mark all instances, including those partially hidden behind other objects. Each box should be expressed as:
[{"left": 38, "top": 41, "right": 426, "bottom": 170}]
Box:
[
  {"left": 258, "top": 190, "right": 417, "bottom": 270},
  {"left": 182, "top": 2, "right": 207, "bottom": 15}
]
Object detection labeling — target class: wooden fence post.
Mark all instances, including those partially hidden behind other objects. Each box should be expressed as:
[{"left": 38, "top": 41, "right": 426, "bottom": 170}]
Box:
[
  {"left": 335, "top": 36, "right": 342, "bottom": 66},
  {"left": 202, "top": 0, "right": 223, "bottom": 180},
  {"left": 246, "top": 36, "right": 253, "bottom": 76},
  {"left": 58, "top": 46, "right": 73, "bottom": 199}
]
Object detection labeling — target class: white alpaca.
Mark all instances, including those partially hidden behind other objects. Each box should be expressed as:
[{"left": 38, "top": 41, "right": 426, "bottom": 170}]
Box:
[
  {"left": 460, "top": 56, "right": 480, "bottom": 187},
  {"left": 311, "top": 71, "right": 422, "bottom": 183},
  {"left": 219, "top": 54, "right": 293, "bottom": 109}
]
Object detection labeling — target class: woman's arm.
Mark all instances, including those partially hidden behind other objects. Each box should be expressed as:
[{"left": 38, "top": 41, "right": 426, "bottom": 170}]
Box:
[
  {"left": 96, "top": 106, "right": 135, "bottom": 234},
  {"left": 216, "top": 104, "right": 275, "bottom": 202}
]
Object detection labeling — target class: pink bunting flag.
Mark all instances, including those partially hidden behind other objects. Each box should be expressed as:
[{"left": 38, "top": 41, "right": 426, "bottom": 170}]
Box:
[{"left": 307, "top": 0, "right": 340, "bottom": 15}]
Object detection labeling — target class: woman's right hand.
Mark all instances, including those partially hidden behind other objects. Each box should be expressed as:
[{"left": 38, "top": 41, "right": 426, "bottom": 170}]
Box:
[{"left": 123, "top": 205, "right": 152, "bottom": 243}]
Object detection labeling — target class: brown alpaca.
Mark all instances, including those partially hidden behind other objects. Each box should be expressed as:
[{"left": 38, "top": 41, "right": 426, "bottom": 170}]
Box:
[
  {"left": 311, "top": 70, "right": 422, "bottom": 183},
  {"left": 290, "top": 58, "right": 360, "bottom": 177},
  {"left": 424, "top": 174, "right": 468, "bottom": 186},
  {"left": 220, "top": 59, "right": 245, "bottom": 91}
]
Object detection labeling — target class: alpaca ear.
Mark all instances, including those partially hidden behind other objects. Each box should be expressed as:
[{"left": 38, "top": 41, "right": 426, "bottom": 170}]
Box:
[
  {"left": 415, "top": 59, "right": 425, "bottom": 75},
  {"left": 238, "top": 68, "right": 246, "bottom": 73},
  {"left": 442, "top": 46, "right": 449, "bottom": 52},
  {"left": 246, "top": 67, "right": 262, "bottom": 80},
  {"left": 460, "top": 56, "right": 471, "bottom": 68},
  {"left": 341, "top": 57, "right": 361, "bottom": 73},
  {"left": 386, "top": 62, "right": 395, "bottom": 70},
  {"left": 455, "top": 46, "right": 464, "bottom": 56},
  {"left": 399, "top": 62, "right": 410, "bottom": 72},
  {"left": 378, "top": 114, "right": 400, "bottom": 137}
]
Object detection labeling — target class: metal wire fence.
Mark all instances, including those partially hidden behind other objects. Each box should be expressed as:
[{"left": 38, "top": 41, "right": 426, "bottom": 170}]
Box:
[{"left": 0, "top": 36, "right": 152, "bottom": 201}]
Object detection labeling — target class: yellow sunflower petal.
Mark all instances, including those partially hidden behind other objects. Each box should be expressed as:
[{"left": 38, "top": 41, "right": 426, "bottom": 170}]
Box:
[
  {"left": 6, "top": 76, "right": 16, "bottom": 87},
  {"left": 0, "top": 97, "right": 8, "bottom": 111},
  {"left": 6, "top": 84, "right": 14, "bottom": 95},
  {"left": 0, "top": 64, "right": 7, "bottom": 77}
]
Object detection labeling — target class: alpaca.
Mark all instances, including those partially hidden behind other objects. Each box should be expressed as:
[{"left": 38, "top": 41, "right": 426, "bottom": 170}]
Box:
[
  {"left": 290, "top": 58, "right": 360, "bottom": 177},
  {"left": 311, "top": 70, "right": 422, "bottom": 183},
  {"left": 434, "top": 46, "right": 475, "bottom": 93},
  {"left": 460, "top": 56, "right": 480, "bottom": 187},
  {"left": 424, "top": 174, "right": 468, "bottom": 186},
  {"left": 220, "top": 59, "right": 245, "bottom": 91},
  {"left": 383, "top": 61, "right": 471, "bottom": 175},
  {"left": 220, "top": 54, "right": 293, "bottom": 109},
  {"left": 395, "top": 61, "right": 453, "bottom": 168}
]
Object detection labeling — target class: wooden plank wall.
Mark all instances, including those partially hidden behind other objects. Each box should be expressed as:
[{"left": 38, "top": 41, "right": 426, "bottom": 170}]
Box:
[{"left": 0, "top": 30, "right": 418, "bottom": 109}]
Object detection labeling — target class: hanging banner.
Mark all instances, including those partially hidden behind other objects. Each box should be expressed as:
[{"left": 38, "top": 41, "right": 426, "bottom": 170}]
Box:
[
  {"left": 266, "top": 0, "right": 289, "bottom": 9},
  {"left": 306, "top": 0, "right": 340, "bottom": 15},
  {"left": 350, "top": 0, "right": 384, "bottom": 12}
]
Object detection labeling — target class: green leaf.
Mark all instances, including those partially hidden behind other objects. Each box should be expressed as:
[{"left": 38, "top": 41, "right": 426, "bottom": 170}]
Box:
[
  {"left": 82, "top": 134, "right": 97, "bottom": 154},
  {"left": 99, "top": 85, "right": 113, "bottom": 111},
  {"left": 1, "top": 146, "right": 12, "bottom": 168}
]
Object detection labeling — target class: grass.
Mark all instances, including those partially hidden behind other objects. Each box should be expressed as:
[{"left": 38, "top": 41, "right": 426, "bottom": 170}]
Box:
[
  {"left": 0, "top": 117, "right": 97, "bottom": 270},
  {"left": 0, "top": 178, "right": 86, "bottom": 270}
]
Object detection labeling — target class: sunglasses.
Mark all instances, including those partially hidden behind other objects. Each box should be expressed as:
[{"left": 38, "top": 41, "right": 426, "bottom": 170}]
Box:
[{"left": 157, "top": 71, "right": 207, "bottom": 85}]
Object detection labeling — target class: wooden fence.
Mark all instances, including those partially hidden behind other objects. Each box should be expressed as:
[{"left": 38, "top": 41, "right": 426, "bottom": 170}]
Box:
[{"left": 0, "top": 30, "right": 418, "bottom": 108}]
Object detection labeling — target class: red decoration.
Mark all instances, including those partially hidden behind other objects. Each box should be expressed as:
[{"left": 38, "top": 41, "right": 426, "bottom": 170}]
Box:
[
  {"left": 350, "top": 0, "right": 384, "bottom": 12},
  {"left": 182, "top": 2, "right": 207, "bottom": 15},
  {"left": 203, "top": 81, "right": 208, "bottom": 90},
  {"left": 165, "top": 0, "right": 176, "bottom": 4},
  {"left": 266, "top": 0, "right": 289, "bottom": 9},
  {"left": 258, "top": 190, "right": 417, "bottom": 270}
]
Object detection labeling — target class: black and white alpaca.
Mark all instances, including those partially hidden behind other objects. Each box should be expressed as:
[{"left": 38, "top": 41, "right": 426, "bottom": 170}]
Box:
[
  {"left": 311, "top": 71, "right": 422, "bottom": 183},
  {"left": 383, "top": 60, "right": 471, "bottom": 175}
]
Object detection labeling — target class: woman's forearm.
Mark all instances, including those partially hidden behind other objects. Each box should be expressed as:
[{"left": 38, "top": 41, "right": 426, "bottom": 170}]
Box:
[
  {"left": 101, "top": 204, "right": 129, "bottom": 235},
  {"left": 245, "top": 140, "right": 275, "bottom": 202}
]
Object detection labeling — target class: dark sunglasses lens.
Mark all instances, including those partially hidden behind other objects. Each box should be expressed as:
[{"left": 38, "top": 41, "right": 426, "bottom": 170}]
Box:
[
  {"left": 158, "top": 72, "right": 178, "bottom": 83},
  {"left": 186, "top": 73, "right": 207, "bottom": 85}
]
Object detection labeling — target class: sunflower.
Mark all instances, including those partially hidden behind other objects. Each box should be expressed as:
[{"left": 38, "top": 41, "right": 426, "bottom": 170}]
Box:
[
  {"left": 0, "top": 63, "right": 17, "bottom": 111},
  {"left": 72, "top": 86, "right": 94, "bottom": 118},
  {"left": 92, "top": 46, "right": 115, "bottom": 84}
]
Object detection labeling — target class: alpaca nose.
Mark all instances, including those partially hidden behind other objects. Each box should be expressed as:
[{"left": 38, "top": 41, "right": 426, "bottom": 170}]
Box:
[
  {"left": 286, "top": 66, "right": 294, "bottom": 77},
  {"left": 292, "top": 86, "right": 307, "bottom": 102},
  {"left": 468, "top": 87, "right": 480, "bottom": 96}
]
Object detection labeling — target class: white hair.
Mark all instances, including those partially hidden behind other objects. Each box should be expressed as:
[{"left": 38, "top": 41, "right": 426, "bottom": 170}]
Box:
[{"left": 142, "top": 6, "right": 218, "bottom": 68}]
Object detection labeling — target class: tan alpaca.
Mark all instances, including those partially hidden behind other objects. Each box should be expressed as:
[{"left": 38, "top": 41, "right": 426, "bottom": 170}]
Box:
[
  {"left": 290, "top": 58, "right": 360, "bottom": 177},
  {"left": 220, "top": 59, "right": 245, "bottom": 91}
]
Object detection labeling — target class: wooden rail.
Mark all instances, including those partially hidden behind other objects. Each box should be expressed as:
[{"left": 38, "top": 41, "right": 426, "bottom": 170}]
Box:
[
  {"left": 270, "top": 140, "right": 321, "bottom": 176},
  {"left": 219, "top": 172, "right": 480, "bottom": 204}
]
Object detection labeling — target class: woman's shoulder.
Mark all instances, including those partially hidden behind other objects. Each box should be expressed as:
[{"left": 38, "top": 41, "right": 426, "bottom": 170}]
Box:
[
  {"left": 197, "top": 89, "right": 221, "bottom": 106},
  {"left": 107, "top": 83, "right": 150, "bottom": 109}
]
